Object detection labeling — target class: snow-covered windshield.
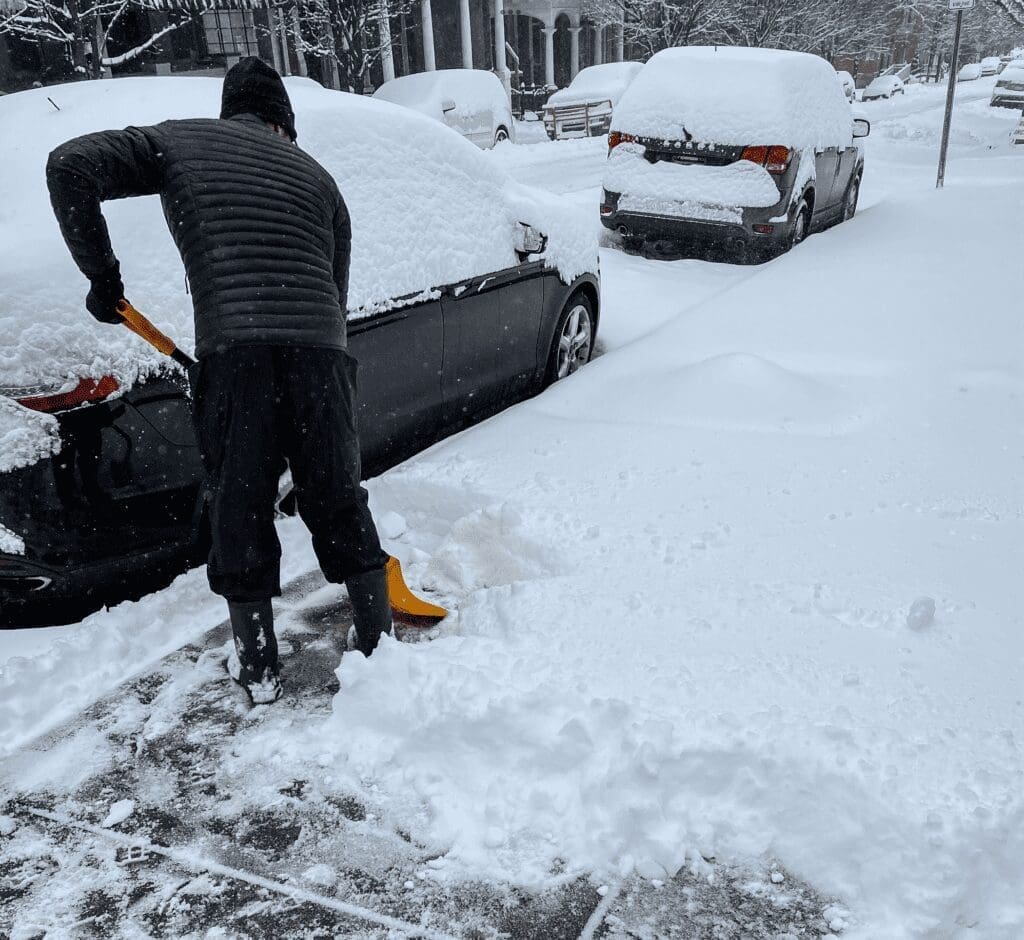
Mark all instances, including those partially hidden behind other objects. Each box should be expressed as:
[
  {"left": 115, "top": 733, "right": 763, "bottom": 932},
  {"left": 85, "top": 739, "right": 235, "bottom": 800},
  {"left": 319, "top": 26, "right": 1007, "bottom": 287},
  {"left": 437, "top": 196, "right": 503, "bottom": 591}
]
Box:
[
  {"left": 372, "top": 69, "right": 507, "bottom": 122},
  {"left": 613, "top": 46, "right": 853, "bottom": 150}
]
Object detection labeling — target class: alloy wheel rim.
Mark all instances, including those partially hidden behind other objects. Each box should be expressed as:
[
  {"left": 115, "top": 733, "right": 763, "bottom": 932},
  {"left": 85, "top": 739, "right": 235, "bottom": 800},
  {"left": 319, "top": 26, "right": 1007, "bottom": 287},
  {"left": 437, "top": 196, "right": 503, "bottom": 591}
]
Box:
[{"left": 557, "top": 305, "right": 592, "bottom": 379}]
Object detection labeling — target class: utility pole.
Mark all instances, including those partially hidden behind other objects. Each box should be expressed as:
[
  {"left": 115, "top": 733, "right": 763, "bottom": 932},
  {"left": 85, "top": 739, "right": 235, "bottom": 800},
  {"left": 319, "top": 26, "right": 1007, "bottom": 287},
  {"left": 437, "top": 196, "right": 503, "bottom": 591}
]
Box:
[{"left": 936, "top": 0, "right": 974, "bottom": 189}]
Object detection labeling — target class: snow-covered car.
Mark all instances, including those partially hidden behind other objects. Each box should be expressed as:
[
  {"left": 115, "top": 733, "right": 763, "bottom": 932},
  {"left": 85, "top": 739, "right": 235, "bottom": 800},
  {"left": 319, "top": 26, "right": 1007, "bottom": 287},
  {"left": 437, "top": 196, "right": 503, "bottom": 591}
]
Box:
[
  {"left": 980, "top": 56, "right": 1002, "bottom": 76},
  {"left": 990, "top": 66, "right": 1024, "bottom": 107},
  {"left": 957, "top": 63, "right": 983, "bottom": 82},
  {"left": 542, "top": 62, "right": 643, "bottom": 140},
  {"left": 862, "top": 74, "right": 905, "bottom": 100},
  {"left": 0, "top": 77, "right": 598, "bottom": 626},
  {"left": 836, "top": 69, "right": 856, "bottom": 102},
  {"left": 599, "top": 46, "right": 869, "bottom": 262},
  {"left": 372, "top": 69, "right": 514, "bottom": 148}
]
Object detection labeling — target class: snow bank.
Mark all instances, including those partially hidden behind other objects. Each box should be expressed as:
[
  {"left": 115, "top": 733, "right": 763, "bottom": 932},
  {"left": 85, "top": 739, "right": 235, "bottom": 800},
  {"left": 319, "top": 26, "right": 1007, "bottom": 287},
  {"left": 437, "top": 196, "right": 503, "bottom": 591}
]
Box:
[
  {"left": 614, "top": 46, "right": 853, "bottom": 150},
  {"left": 230, "top": 104, "right": 1024, "bottom": 936},
  {"left": 604, "top": 143, "right": 781, "bottom": 218}
]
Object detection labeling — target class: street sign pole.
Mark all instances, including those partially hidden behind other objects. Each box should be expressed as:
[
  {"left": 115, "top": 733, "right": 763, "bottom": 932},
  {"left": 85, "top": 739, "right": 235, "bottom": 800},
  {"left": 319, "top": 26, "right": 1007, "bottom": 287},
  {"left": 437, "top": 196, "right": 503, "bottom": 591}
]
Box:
[{"left": 937, "top": 1, "right": 971, "bottom": 188}]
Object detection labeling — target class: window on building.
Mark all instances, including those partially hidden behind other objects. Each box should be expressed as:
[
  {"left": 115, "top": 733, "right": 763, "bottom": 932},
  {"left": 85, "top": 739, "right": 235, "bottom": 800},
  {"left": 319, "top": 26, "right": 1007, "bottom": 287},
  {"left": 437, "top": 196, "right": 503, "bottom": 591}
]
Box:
[{"left": 202, "top": 10, "right": 259, "bottom": 57}]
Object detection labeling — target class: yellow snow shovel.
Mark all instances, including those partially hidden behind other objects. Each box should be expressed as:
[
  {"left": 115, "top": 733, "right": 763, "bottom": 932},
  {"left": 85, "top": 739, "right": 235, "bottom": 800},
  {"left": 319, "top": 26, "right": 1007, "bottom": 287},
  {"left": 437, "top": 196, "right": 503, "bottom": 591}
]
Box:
[{"left": 115, "top": 300, "right": 448, "bottom": 626}]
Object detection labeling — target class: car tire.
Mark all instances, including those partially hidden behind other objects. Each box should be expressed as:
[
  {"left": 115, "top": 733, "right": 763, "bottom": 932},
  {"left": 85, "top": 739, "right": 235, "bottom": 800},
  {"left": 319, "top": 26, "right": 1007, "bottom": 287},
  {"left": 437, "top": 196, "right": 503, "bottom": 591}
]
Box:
[
  {"left": 545, "top": 293, "right": 595, "bottom": 385},
  {"left": 842, "top": 174, "right": 861, "bottom": 222},
  {"left": 494, "top": 126, "right": 510, "bottom": 145},
  {"left": 621, "top": 234, "right": 644, "bottom": 255},
  {"left": 787, "top": 199, "right": 810, "bottom": 250}
]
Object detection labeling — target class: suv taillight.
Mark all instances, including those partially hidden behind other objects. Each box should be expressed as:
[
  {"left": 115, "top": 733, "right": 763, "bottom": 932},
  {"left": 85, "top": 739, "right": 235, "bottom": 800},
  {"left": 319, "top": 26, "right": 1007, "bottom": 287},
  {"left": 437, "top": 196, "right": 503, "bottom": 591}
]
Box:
[
  {"left": 741, "top": 145, "right": 792, "bottom": 175},
  {"left": 608, "top": 131, "right": 637, "bottom": 151},
  {"left": 12, "top": 375, "right": 119, "bottom": 413}
]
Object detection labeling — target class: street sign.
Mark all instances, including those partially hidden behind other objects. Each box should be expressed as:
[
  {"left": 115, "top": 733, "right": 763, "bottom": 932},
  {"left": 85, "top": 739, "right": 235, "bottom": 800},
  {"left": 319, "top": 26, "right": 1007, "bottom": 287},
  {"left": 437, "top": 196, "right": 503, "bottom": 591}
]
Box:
[{"left": 948, "top": 0, "right": 975, "bottom": 9}]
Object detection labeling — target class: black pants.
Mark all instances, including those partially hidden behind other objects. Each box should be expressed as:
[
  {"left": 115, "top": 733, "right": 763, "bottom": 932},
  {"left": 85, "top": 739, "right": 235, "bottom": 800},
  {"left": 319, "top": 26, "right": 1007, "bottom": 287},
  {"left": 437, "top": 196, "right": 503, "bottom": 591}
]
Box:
[{"left": 190, "top": 346, "right": 387, "bottom": 601}]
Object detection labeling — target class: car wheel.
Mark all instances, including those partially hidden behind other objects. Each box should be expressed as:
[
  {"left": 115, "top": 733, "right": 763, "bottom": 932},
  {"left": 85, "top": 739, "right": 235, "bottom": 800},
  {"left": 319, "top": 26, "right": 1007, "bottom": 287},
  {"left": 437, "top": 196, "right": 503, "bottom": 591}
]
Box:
[
  {"left": 842, "top": 175, "right": 861, "bottom": 222},
  {"left": 788, "top": 200, "right": 810, "bottom": 250},
  {"left": 494, "top": 126, "right": 510, "bottom": 145},
  {"left": 546, "top": 294, "right": 595, "bottom": 384}
]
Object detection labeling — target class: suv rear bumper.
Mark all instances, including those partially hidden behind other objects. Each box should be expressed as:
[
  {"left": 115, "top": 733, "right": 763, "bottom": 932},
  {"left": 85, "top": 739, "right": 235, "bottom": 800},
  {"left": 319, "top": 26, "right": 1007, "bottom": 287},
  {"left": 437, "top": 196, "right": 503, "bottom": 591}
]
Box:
[
  {"left": 0, "top": 537, "right": 200, "bottom": 627},
  {"left": 600, "top": 193, "right": 793, "bottom": 258}
]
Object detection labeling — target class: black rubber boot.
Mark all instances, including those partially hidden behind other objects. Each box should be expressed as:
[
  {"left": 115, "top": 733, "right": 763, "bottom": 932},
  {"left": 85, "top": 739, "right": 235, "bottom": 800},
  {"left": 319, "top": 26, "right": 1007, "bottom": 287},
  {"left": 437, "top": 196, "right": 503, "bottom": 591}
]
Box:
[
  {"left": 346, "top": 566, "right": 392, "bottom": 657},
  {"left": 226, "top": 599, "right": 282, "bottom": 703}
]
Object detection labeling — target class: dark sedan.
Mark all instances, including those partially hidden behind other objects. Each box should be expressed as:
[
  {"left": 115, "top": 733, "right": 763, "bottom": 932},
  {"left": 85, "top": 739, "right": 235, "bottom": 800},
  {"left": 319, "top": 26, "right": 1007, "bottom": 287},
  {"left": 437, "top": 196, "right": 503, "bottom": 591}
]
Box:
[
  {"left": 0, "top": 260, "right": 598, "bottom": 627},
  {"left": 0, "top": 79, "right": 599, "bottom": 627}
]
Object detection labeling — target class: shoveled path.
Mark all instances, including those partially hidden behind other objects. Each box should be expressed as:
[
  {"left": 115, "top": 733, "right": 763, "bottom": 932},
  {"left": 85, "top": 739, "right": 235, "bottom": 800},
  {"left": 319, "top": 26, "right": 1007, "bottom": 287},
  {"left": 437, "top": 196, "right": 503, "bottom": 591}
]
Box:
[{"left": 1, "top": 573, "right": 840, "bottom": 939}]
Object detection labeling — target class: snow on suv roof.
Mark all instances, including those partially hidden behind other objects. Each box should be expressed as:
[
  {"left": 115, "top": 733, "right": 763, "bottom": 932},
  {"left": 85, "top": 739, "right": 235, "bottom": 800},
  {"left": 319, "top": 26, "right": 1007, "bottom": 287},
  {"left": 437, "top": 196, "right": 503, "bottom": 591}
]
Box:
[
  {"left": 0, "top": 76, "right": 591, "bottom": 399},
  {"left": 613, "top": 46, "right": 853, "bottom": 151},
  {"left": 546, "top": 62, "right": 643, "bottom": 108}
]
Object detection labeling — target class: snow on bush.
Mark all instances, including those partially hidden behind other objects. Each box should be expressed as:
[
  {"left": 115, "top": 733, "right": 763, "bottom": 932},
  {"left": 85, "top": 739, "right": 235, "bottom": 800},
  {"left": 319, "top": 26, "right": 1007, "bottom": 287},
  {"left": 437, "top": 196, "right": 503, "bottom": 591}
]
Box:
[
  {"left": 604, "top": 142, "right": 781, "bottom": 220},
  {"left": 613, "top": 46, "right": 853, "bottom": 150}
]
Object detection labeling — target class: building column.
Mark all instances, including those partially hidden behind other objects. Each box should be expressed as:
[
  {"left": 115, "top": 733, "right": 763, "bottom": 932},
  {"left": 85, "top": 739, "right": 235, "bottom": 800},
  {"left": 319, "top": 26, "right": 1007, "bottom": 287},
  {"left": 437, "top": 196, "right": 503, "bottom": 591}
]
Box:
[
  {"left": 493, "top": 0, "right": 509, "bottom": 90},
  {"left": 291, "top": 6, "right": 308, "bottom": 77},
  {"left": 614, "top": 23, "right": 624, "bottom": 62},
  {"left": 459, "top": 0, "right": 472, "bottom": 68},
  {"left": 379, "top": 2, "right": 395, "bottom": 82},
  {"left": 569, "top": 26, "right": 581, "bottom": 79},
  {"left": 276, "top": 8, "right": 291, "bottom": 76},
  {"left": 421, "top": 0, "right": 436, "bottom": 71},
  {"left": 542, "top": 23, "right": 555, "bottom": 86},
  {"left": 594, "top": 25, "right": 603, "bottom": 65}
]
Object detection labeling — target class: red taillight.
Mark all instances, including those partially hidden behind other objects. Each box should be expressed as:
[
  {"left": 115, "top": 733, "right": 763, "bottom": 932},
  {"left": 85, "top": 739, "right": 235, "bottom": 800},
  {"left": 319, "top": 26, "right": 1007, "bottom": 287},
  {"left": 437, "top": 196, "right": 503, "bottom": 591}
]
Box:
[
  {"left": 608, "top": 130, "right": 637, "bottom": 151},
  {"left": 16, "top": 375, "right": 119, "bottom": 413},
  {"left": 741, "top": 145, "right": 792, "bottom": 175}
]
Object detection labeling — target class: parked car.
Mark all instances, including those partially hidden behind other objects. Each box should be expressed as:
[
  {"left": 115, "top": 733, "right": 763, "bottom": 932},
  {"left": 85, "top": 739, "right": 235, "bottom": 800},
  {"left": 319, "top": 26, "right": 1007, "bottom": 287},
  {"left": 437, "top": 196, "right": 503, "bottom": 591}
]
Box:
[
  {"left": 957, "top": 63, "right": 983, "bottom": 82},
  {"left": 542, "top": 62, "right": 643, "bottom": 139},
  {"left": 0, "top": 78, "right": 598, "bottom": 626},
  {"left": 373, "top": 69, "right": 514, "bottom": 148},
  {"left": 599, "top": 46, "right": 869, "bottom": 262},
  {"left": 991, "top": 65, "right": 1024, "bottom": 107},
  {"left": 862, "top": 74, "right": 905, "bottom": 100},
  {"left": 980, "top": 56, "right": 1002, "bottom": 76},
  {"left": 836, "top": 69, "right": 856, "bottom": 102}
]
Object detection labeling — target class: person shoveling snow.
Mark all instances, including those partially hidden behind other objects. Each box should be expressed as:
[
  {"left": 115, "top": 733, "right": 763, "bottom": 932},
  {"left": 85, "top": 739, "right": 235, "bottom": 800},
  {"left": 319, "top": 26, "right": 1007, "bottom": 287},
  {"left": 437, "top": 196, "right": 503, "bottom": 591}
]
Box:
[{"left": 45, "top": 59, "right": 399, "bottom": 705}]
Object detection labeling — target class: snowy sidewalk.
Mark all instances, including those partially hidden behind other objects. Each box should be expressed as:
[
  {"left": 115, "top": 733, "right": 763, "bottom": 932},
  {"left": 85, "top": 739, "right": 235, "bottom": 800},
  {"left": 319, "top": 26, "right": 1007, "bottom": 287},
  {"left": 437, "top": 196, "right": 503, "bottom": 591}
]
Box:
[{"left": 0, "top": 568, "right": 837, "bottom": 939}]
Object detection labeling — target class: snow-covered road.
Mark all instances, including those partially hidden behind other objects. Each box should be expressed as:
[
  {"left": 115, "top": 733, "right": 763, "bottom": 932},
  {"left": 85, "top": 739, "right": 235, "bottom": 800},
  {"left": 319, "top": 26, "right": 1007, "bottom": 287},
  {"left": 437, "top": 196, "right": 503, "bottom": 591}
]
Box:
[{"left": 3, "top": 75, "right": 1023, "bottom": 938}]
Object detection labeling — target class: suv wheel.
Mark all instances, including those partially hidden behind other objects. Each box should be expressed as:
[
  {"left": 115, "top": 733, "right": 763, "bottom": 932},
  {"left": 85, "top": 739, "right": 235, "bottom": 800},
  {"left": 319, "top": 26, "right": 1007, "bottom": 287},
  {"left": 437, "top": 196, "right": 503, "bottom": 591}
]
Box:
[
  {"left": 494, "top": 126, "right": 510, "bottom": 145},
  {"left": 788, "top": 200, "right": 810, "bottom": 250},
  {"left": 546, "top": 294, "right": 595, "bottom": 384},
  {"left": 842, "top": 175, "right": 861, "bottom": 222}
]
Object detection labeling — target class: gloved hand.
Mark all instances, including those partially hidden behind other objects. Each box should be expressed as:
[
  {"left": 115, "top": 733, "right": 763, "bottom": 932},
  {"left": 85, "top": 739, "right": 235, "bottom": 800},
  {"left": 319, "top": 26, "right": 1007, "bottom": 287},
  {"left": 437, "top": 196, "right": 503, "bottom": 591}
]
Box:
[{"left": 85, "top": 264, "right": 125, "bottom": 324}]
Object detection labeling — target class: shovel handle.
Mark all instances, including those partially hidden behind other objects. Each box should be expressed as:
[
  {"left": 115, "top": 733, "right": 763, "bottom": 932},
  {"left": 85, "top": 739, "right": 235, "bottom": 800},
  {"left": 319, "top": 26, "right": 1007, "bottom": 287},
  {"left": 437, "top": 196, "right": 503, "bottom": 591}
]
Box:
[{"left": 116, "top": 300, "right": 195, "bottom": 368}]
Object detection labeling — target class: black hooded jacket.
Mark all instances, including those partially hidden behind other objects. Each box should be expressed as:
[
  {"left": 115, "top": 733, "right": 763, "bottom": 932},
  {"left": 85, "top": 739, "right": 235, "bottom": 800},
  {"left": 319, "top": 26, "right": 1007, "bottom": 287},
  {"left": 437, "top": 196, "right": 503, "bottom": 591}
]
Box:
[{"left": 46, "top": 61, "right": 350, "bottom": 356}]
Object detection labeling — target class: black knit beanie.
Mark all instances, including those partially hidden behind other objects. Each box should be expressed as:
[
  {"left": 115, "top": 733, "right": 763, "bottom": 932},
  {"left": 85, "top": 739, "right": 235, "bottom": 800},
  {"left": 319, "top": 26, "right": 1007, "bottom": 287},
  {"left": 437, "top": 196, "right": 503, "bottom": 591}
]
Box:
[{"left": 221, "top": 57, "right": 297, "bottom": 142}]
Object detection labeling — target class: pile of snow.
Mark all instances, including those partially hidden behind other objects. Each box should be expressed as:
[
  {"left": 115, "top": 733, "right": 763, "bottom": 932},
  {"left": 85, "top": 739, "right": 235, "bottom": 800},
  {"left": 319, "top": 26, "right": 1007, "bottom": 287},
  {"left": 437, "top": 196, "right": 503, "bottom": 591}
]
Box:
[
  {"left": 545, "top": 62, "right": 644, "bottom": 109},
  {"left": 0, "top": 397, "right": 59, "bottom": 473},
  {"left": 604, "top": 142, "right": 781, "bottom": 220},
  {"left": 613, "top": 46, "right": 853, "bottom": 150},
  {"left": 0, "top": 76, "right": 595, "bottom": 437},
  {"left": 372, "top": 68, "right": 510, "bottom": 129}
]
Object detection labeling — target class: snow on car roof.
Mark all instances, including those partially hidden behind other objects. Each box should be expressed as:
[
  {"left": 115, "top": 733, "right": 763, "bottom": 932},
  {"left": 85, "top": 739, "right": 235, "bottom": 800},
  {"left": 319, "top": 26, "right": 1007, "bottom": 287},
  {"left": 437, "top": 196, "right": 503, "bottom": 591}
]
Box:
[
  {"left": 613, "top": 46, "right": 853, "bottom": 151},
  {"left": 998, "top": 66, "right": 1024, "bottom": 81},
  {"left": 0, "top": 76, "right": 592, "bottom": 410},
  {"left": 372, "top": 69, "right": 508, "bottom": 120},
  {"left": 865, "top": 75, "right": 902, "bottom": 88},
  {"left": 546, "top": 62, "right": 643, "bottom": 108}
]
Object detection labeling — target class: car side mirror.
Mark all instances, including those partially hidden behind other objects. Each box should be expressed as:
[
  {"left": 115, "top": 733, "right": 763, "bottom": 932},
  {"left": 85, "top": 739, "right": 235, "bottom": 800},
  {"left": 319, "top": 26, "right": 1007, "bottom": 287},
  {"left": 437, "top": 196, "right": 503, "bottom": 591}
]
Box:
[
  {"left": 440, "top": 97, "right": 457, "bottom": 114},
  {"left": 853, "top": 118, "right": 871, "bottom": 139},
  {"left": 514, "top": 222, "right": 548, "bottom": 257}
]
